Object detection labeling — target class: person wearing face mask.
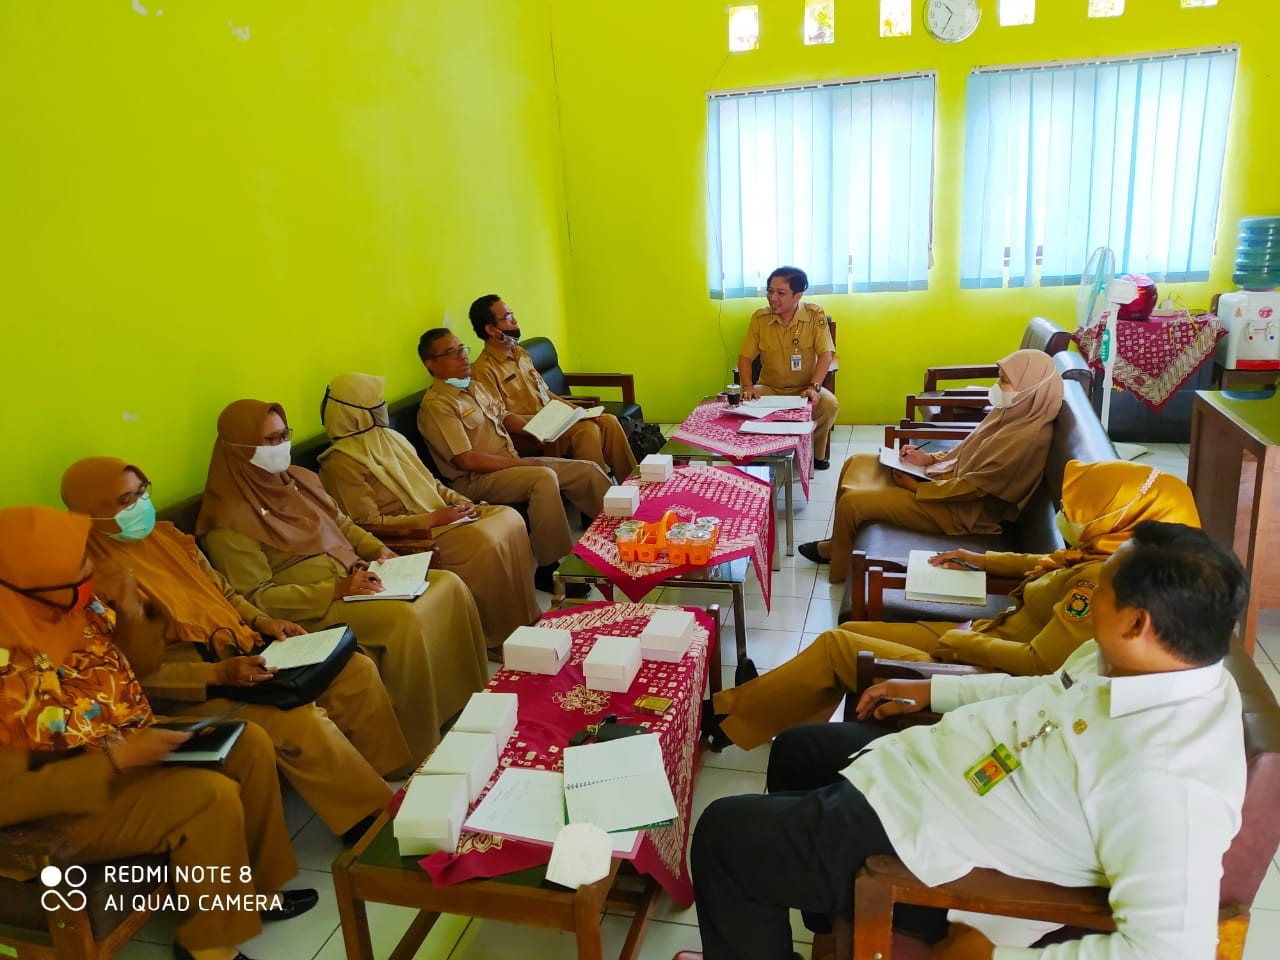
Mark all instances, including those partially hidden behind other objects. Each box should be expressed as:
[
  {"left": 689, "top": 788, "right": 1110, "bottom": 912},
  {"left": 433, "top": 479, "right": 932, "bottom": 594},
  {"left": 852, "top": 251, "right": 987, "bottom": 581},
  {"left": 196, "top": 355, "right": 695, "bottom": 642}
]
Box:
[
  {"left": 59, "top": 457, "right": 411, "bottom": 842},
  {"left": 0, "top": 505, "right": 313, "bottom": 960},
  {"left": 705, "top": 459, "right": 1201, "bottom": 751},
  {"left": 197, "top": 399, "right": 487, "bottom": 762},
  {"left": 467, "top": 294, "right": 638, "bottom": 481},
  {"left": 416, "top": 327, "right": 611, "bottom": 594},
  {"left": 316, "top": 372, "right": 540, "bottom": 653},
  {"left": 799, "top": 349, "right": 1064, "bottom": 585}
]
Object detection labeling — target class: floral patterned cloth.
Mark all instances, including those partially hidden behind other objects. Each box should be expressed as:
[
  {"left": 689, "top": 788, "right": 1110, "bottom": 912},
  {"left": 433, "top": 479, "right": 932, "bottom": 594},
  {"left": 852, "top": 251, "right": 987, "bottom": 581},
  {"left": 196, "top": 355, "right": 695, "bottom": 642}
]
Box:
[
  {"left": 671, "top": 400, "right": 813, "bottom": 498},
  {"left": 416, "top": 602, "right": 715, "bottom": 906},
  {"left": 1072, "top": 314, "right": 1226, "bottom": 412},
  {"left": 0, "top": 598, "right": 153, "bottom": 751},
  {"left": 572, "top": 464, "right": 775, "bottom": 608}
]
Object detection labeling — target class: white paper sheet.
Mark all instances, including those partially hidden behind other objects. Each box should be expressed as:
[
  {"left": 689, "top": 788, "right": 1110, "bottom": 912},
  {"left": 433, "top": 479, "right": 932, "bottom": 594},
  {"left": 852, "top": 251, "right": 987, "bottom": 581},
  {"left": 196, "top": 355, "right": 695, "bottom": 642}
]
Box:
[
  {"left": 563, "top": 734, "right": 677, "bottom": 834},
  {"left": 343, "top": 552, "right": 433, "bottom": 602},
  {"left": 259, "top": 626, "right": 349, "bottom": 670},
  {"left": 739, "top": 420, "right": 816, "bottom": 436},
  {"left": 903, "top": 550, "right": 987, "bottom": 605}
]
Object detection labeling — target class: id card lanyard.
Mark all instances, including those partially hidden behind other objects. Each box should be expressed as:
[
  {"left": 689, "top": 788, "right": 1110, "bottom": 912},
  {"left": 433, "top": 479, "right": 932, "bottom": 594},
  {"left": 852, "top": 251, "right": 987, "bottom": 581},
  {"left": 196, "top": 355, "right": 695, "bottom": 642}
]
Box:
[{"left": 790, "top": 336, "right": 802, "bottom": 373}]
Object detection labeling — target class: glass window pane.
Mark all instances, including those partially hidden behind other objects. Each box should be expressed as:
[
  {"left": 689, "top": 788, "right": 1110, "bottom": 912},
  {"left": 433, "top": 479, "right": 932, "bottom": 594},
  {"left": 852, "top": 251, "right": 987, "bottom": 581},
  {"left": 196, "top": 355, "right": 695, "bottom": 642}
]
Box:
[
  {"left": 804, "top": 2, "right": 835, "bottom": 45},
  {"left": 729, "top": 5, "right": 760, "bottom": 52},
  {"left": 1087, "top": 0, "right": 1125, "bottom": 17},
  {"left": 880, "top": 0, "right": 911, "bottom": 37},
  {"left": 999, "top": 0, "right": 1035, "bottom": 26}
]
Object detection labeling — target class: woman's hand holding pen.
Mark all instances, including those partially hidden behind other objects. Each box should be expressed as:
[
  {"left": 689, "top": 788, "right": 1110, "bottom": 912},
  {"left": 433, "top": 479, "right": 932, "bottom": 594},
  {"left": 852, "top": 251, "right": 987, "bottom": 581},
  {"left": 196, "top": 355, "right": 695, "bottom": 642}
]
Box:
[
  {"left": 855, "top": 679, "right": 931, "bottom": 721},
  {"left": 335, "top": 566, "right": 385, "bottom": 599},
  {"left": 929, "top": 549, "right": 985, "bottom": 572},
  {"left": 898, "top": 443, "right": 934, "bottom": 466}
]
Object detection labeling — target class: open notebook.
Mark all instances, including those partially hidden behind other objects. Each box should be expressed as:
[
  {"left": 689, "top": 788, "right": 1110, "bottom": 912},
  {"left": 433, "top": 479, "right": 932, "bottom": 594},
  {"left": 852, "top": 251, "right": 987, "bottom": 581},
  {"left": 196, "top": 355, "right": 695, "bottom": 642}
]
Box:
[
  {"left": 523, "top": 399, "right": 604, "bottom": 443},
  {"left": 904, "top": 549, "right": 987, "bottom": 606},
  {"left": 562, "top": 733, "right": 677, "bottom": 834},
  {"left": 260, "top": 625, "right": 350, "bottom": 670},
  {"left": 343, "top": 552, "right": 432, "bottom": 602},
  {"left": 878, "top": 446, "right": 934, "bottom": 481}
]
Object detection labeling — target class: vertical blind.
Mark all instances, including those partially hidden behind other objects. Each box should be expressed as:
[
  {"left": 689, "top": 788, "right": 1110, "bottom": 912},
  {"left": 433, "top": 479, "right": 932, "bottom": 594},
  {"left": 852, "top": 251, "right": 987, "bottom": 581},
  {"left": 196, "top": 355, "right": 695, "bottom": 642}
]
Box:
[
  {"left": 961, "top": 48, "right": 1237, "bottom": 288},
  {"left": 707, "top": 74, "right": 936, "bottom": 299}
]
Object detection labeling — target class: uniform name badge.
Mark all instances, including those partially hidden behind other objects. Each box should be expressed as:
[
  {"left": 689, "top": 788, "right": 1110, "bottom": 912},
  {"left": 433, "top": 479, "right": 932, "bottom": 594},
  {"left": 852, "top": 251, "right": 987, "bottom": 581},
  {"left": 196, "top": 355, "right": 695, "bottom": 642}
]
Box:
[
  {"left": 963, "top": 743, "right": 1021, "bottom": 796},
  {"left": 790, "top": 353, "right": 803, "bottom": 372}
]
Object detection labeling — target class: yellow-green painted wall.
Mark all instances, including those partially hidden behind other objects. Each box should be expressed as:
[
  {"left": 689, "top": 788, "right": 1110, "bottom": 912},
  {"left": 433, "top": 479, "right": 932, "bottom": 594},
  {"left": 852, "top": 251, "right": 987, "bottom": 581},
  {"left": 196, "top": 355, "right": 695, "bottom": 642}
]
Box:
[
  {"left": 0, "top": 1, "right": 570, "bottom": 508},
  {"left": 550, "top": 0, "right": 1280, "bottom": 423}
]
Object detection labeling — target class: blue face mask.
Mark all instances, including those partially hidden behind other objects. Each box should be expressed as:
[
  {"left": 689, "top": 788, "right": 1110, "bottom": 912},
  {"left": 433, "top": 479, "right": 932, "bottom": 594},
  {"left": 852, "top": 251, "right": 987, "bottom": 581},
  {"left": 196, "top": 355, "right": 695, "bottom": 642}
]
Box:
[
  {"left": 444, "top": 377, "right": 472, "bottom": 390},
  {"left": 111, "top": 494, "right": 156, "bottom": 542}
]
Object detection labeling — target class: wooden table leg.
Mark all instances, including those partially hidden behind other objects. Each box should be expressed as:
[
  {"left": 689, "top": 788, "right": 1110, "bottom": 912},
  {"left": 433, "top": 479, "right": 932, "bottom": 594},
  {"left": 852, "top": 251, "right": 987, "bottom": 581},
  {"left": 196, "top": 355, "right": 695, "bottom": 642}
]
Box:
[
  {"left": 784, "top": 455, "right": 795, "bottom": 557},
  {"left": 331, "top": 857, "right": 375, "bottom": 960},
  {"left": 617, "top": 879, "right": 661, "bottom": 960},
  {"left": 573, "top": 883, "right": 604, "bottom": 960}
]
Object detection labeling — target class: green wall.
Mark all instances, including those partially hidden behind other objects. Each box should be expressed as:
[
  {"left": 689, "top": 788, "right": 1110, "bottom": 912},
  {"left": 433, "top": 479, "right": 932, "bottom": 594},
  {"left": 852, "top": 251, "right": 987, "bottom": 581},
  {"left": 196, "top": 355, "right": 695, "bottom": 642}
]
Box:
[
  {"left": 0, "top": 1, "right": 571, "bottom": 508},
  {"left": 550, "top": 0, "right": 1280, "bottom": 422}
]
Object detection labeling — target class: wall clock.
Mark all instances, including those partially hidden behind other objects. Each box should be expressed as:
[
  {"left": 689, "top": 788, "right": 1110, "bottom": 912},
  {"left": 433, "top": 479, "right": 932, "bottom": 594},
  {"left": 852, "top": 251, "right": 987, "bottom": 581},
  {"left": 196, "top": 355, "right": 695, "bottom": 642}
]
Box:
[{"left": 923, "top": 0, "right": 981, "bottom": 43}]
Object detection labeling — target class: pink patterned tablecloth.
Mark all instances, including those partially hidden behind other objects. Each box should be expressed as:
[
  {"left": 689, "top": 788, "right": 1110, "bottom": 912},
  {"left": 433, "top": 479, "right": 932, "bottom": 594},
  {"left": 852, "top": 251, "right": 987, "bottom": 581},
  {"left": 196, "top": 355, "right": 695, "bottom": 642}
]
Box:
[
  {"left": 671, "top": 400, "right": 813, "bottom": 498},
  {"left": 1072, "top": 314, "right": 1226, "bottom": 412},
  {"left": 413, "top": 602, "right": 715, "bottom": 907},
  {"left": 572, "top": 463, "right": 775, "bottom": 608}
]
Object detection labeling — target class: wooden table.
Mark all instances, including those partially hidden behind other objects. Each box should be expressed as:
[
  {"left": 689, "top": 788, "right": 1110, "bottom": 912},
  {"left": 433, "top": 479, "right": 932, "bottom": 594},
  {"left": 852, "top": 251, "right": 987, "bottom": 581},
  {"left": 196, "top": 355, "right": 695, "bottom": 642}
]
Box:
[{"left": 1187, "top": 391, "right": 1280, "bottom": 651}]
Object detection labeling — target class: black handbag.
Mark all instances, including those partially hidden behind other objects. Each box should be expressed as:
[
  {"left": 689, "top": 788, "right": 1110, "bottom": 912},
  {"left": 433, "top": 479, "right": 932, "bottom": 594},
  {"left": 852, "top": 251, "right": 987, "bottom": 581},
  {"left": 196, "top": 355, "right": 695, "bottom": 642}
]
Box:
[{"left": 203, "top": 624, "right": 358, "bottom": 711}]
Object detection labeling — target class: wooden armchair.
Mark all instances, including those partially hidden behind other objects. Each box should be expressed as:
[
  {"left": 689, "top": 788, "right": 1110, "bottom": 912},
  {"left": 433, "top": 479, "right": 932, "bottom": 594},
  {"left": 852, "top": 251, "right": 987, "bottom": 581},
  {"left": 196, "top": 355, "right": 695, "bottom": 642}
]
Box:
[
  {"left": 841, "top": 642, "right": 1280, "bottom": 960},
  {"left": 522, "top": 337, "right": 643, "bottom": 424},
  {"left": 0, "top": 823, "right": 168, "bottom": 960}
]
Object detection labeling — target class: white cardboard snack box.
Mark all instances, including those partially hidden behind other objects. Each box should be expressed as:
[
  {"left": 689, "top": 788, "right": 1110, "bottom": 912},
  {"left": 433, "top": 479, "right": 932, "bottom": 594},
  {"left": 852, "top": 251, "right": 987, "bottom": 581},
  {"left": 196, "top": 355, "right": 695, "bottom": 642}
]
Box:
[
  {"left": 603, "top": 485, "right": 641, "bottom": 517},
  {"left": 504, "top": 625, "right": 573, "bottom": 675},
  {"left": 639, "top": 609, "right": 696, "bottom": 662},
  {"left": 452, "top": 691, "right": 519, "bottom": 749},
  {"left": 418, "top": 730, "right": 499, "bottom": 804},
  {"left": 394, "top": 773, "right": 468, "bottom": 856},
  {"left": 639, "top": 453, "right": 674, "bottom": 481},
  {"left": 583, "top": 634, "right": 641, "bottom": 693}
]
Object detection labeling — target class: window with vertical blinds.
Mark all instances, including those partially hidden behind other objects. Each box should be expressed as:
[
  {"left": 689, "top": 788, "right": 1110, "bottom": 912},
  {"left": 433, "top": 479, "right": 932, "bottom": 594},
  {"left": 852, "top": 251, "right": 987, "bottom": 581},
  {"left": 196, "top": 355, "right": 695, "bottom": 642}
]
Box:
[
  {"left": 707, "top": 73, "right": 936, "bottom": 299},
  {"left": 960, "top": 47, "right": 1237, "bottom": 288}
]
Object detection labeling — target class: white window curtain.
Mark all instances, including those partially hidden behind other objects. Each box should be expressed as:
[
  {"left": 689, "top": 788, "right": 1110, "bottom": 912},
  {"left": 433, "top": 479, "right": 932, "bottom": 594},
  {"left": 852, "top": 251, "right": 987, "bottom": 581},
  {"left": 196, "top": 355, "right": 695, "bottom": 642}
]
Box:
[
  {"left": 707, "top": 74, "right": 935, "bottom": 299},
  {"left": 961, "top": 48, "right": 1237, "bottom": 288}
]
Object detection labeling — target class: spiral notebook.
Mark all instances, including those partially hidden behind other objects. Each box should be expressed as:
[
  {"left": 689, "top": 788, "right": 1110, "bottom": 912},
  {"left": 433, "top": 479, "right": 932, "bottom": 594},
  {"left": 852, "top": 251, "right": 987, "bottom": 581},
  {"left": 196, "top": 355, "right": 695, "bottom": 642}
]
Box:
[{"left": 562, "top": 733, "right": 677, "bottom": 834}]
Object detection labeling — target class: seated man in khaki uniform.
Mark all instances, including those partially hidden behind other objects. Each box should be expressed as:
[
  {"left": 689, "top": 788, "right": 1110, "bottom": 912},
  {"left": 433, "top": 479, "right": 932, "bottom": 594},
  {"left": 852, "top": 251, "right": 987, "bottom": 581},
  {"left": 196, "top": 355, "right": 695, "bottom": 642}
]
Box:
[
  {"left": 416, "top": 328, "right": 608, "bottom": 594},
  {"left": 468, "top": 294, "right": 638, "bottom": 481},
  {"left": 737, "top": 266, "right": 839, "bottom": 469}
]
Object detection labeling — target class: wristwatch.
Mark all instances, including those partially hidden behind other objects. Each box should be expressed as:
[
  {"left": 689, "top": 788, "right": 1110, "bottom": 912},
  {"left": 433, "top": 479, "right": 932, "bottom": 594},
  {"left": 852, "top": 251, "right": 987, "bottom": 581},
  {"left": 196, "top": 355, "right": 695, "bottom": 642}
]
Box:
[{"left": 811, "top": 382, "right": 822, "bottom": 391}]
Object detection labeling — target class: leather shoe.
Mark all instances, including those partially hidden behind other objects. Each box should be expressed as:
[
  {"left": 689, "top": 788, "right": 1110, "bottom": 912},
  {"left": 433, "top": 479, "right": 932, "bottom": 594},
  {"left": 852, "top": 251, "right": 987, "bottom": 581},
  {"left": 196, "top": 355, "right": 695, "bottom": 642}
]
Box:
[
  {"left": 814, "top": 458, "right": 830, "bottom": 470},
  {"left": 701, "top": 699, "right": 732, "bottom": 752},
  {"left": 174, "top": 948, "right": 256, "bottom": 960},
  {"left": 261, "top": 887, "right": 319, "bottom": 923},
  {"left": 342, "top": 813, "right": 378, "bottom": 847},
  {"left": 797, "top": 541, "right": 830, "bottom": 565}
]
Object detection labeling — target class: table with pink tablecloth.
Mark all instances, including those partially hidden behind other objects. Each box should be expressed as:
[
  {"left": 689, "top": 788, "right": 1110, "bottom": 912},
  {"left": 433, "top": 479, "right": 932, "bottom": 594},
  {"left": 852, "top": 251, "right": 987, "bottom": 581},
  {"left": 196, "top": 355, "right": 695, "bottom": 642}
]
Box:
[
  {"left": 671, "top": 400, "right": 813, "bottom": 498},
  {"left": 572, "top": 463, "right": 776, "bottom": 608},
  {"left": 413, "top": 602, "right": 716, "bottom": 907},
  {"left": 1072, "top": 313, "right": 1226, "bottom": 412}
]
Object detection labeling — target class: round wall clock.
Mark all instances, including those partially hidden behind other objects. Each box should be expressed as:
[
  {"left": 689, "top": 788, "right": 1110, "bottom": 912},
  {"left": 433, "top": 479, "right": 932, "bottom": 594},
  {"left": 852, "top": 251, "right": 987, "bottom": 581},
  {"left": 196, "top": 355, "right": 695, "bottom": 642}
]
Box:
[{"left": 923, "top": 0, "right": 982, "bottom": 43}]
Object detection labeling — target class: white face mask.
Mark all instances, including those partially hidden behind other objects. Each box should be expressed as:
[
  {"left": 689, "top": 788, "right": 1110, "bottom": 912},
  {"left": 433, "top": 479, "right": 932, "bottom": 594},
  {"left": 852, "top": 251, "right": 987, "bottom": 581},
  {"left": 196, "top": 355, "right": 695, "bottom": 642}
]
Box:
[
  {"left": 250, "top": 441, "right": 292, "bottom": 474},
  {"left": 988, "top": 384, "right": 1012, "bottom": 409}
]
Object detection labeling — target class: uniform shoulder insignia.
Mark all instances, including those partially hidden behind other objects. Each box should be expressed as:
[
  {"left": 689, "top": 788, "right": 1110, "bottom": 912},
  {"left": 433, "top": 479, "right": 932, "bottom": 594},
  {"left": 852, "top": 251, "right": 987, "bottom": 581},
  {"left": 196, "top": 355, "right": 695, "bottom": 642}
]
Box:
[{"left": 1062, "top": 584, "right": 1094, "bottom": 622}]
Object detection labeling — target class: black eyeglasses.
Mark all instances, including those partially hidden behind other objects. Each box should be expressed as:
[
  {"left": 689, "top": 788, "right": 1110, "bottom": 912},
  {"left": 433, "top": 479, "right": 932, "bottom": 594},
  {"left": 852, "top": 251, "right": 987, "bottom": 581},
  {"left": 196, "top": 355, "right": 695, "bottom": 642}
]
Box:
[
  {"left": 119, "top": 482, "right": 152, "bottom": 510},
  {"left": 262, "top": 427, "right": 294, "bottom": 445},
  {"left": 431, "top": 345, "right": 470, "bottom": 360}
]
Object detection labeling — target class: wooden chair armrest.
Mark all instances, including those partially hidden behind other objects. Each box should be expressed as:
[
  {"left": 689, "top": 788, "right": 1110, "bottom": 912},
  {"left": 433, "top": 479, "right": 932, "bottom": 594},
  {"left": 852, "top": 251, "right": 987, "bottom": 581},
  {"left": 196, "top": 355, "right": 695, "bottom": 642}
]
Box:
[
  {"left": 859, "top": 855, "right": 1115, "bottom": 930},
  {"left": 562, "top": 372, "right": 637, "bottom": 405},
  {"left": 561, "top": 394, "right": 602, "bottom": 407},
  {"left": 905, "top": 394, "right": 990, "bottom": 421},
  {"left": 923, "top": 363, "right": 1000, "bottom": 392},
  {"left": 884, "top": 424, "right": 975, "bottom": 447},
  {"left": 0, "top": 820, "right": 70, "bottom": 867},
  {"left": 865, "top": 566, "right": 1022, "bottom": 620}
]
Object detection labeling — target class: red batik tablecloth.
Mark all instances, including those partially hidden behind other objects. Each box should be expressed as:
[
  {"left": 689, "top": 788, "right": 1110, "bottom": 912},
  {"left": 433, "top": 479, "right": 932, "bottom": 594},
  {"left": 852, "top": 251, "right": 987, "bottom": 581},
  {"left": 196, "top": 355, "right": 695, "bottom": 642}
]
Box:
[
  {"left": 572, "top": 463, "right": 775, "bottom": 608},
  {"left": 671, "top": 400, "right": 813, "bottom": 498},
  {"left": 414, "top": 602, "right": 714, "bottom": 907},
  {"left": 1072, "top": 314, "right": 1226, "bottom": 412}
]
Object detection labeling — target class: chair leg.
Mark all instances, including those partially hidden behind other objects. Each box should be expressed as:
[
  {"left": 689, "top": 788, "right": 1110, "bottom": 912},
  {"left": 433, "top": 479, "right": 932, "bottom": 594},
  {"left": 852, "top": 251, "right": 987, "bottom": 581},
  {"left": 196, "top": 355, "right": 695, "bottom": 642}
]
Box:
[{"left": 852, "top": 873, "right": 895, "bottom": 960}]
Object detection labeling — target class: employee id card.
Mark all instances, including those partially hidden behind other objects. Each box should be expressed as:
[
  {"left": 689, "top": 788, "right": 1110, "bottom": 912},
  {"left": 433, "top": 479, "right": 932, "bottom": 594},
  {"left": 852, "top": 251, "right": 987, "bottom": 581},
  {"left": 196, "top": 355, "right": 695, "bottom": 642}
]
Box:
[
  {"left": 790, "top": 353, "right": 803, "bottom": 371},
  {"left": 963, "top": 743, "right": 1020, "bottom": 796}
]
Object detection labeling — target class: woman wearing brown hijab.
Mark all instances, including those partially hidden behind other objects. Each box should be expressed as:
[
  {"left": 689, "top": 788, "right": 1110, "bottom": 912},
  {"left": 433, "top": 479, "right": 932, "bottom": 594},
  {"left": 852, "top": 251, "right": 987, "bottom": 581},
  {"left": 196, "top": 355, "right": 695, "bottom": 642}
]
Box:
[
  {"left": 802, "top": 349, "right": 1065, "bottom": 584},
  {"left": 0, "top": 505, "right": 304, "bottom": 960},
  {"left": 61, "top": 456, "right": 412, "bottom": 838},
  {"left": 197, "top": 399, "right": 487, "bottom": 762},
  {"left": 316, "top": 373, "right": 540, "bottom": 652}
]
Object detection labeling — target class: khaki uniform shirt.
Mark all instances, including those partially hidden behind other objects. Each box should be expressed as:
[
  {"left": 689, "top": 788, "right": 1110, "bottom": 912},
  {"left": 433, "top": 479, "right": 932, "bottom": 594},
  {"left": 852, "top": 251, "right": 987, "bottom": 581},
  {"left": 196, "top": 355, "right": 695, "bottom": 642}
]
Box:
[
  {"left": 471, "top": 340, "right": 552, "bottom": 416},
  {"left": 739, "top": 301, "right": 834, "bottom": 390},
  {"left": 417, "top": 379, "right": 519, "bottom": 484}
]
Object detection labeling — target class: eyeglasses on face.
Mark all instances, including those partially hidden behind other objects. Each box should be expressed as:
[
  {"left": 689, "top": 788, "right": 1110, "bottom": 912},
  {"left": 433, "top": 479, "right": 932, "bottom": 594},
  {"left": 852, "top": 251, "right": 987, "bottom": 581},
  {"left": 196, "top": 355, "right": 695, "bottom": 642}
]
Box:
[
  {"left": 102, "top": 482, "right": 152, "bottom": 515},
  {"left": 431, "top": 345, "right": 470, "bottom": 360},
  {"left": 262, "top": 427, "right": 294, "bottom": 445}
]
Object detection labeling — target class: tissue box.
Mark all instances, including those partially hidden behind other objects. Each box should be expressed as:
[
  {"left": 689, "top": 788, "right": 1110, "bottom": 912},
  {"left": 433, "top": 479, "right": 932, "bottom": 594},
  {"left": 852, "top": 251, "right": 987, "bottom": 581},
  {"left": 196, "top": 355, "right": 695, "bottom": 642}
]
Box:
[
  {"left": 639, "top": 610, "right": 697, "bottom": 662},
  {"left": 418, "top": 730, "right": 499, "bottom": 803},
  {"left": 583, "top": 634, "right": 641, "bottom": 693},
  {"left": 504, "top": 625, "right": 573, "bottom": 675},
  {"left": 452, "top": 691, "right": 518, "bottom": 749},
  {"left": 394, "top": 773, "right": 468, "bottom": 856},
  {"left": 639, "top": 453, "right": 673, "bottom": 482},
  {"left": 603, "top": 485, "right": 640, "bottom": 517}
]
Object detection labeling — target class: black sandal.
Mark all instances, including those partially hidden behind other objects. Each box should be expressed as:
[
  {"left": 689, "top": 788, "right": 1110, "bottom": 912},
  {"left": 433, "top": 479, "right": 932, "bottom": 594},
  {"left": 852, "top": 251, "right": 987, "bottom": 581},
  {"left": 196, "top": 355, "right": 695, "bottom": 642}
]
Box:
[{"left": 798, "top": 541, "right": 830, "bottom": 565}]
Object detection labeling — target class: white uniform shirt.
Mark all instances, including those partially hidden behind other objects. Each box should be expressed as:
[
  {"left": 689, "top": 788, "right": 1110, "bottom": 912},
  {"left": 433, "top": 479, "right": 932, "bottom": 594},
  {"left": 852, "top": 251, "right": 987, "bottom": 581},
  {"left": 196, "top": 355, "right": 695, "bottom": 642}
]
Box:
[{"left": 842, "top": 641, "right": 1245, "bottom": 959}]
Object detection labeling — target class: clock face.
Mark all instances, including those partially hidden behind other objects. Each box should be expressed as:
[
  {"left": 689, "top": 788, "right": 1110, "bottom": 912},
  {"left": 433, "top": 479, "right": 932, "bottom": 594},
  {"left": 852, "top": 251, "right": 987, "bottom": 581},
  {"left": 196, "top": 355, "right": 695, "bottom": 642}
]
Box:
[{"left": 924, "top": 0, "right": 981, "bottom": 43}]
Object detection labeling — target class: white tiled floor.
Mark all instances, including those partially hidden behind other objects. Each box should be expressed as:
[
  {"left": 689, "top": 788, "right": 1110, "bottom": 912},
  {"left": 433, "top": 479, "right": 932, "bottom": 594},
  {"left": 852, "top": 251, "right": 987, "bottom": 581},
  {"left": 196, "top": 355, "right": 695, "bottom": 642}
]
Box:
[{"left": 118, "top": 434, "right": 1280, "bottom": 960}]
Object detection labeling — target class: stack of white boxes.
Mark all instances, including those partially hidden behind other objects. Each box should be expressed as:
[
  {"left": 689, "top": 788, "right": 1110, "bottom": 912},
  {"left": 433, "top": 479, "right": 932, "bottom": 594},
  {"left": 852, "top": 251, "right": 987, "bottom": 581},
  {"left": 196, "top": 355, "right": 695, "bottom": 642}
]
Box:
[
  {"left": 639, "top": 453, "right": 673, "bottom": 483},
  {"left": 503, "top": 625, "right": 573, "bottom": 675},
  {"left": 394, "top": 728, "right": 500, "bottom": 856},
  {"left": 452, "top": 691, "right": 519, "bottom": 749},
  {"left": 639, "top": 610, "right": 696, "bottom": 662},
  {"left": 583, "top": 634, "right": 641, "bottom": 693},
  {"left": 603, "top": 485, "right": 641, "bottom": 517}
]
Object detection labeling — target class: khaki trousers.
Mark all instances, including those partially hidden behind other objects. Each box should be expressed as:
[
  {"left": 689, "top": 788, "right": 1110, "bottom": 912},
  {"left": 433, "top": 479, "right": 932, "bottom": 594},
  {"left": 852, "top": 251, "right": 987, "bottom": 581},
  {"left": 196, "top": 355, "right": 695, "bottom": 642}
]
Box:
[
  {"left": 712, "top": 621, "right": 957, "bottom": 749},
  {"left": 450, "top": 466, "right": 573, "bottom": 566},
  {"left": 757, "top": 384, "right": 839, "bottom": 460},
  {"left": 545, "top": 413, "right": 638, "bottom": 480},
  {"left": 169, "top": 653, "right": 407, "bottom": 834},
  {"left": 59, "top": 721, "right": 296, "bottom": 952}
]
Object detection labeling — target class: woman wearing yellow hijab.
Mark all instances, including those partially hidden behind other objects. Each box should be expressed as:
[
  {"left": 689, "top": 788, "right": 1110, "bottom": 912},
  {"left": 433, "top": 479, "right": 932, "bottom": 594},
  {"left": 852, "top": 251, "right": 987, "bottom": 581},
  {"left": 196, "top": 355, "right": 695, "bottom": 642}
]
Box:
[
  {"left": 0, "top": 506, "right": 304, "bottom": 960},
  {"left": 710, "top": 459, "right": 1201, "bottom": 750},
  {"left": 316, "top": 373, "right": 540, "bottom": 651}
]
